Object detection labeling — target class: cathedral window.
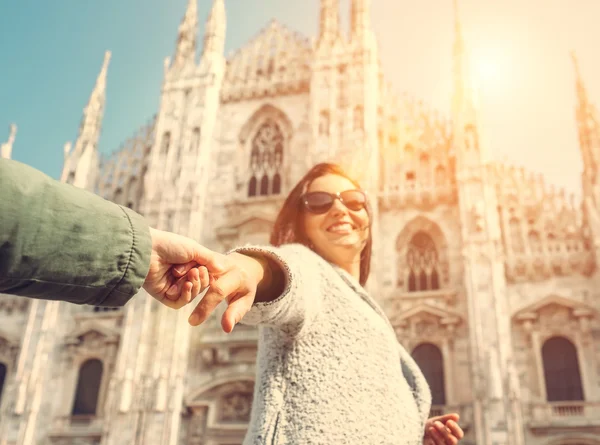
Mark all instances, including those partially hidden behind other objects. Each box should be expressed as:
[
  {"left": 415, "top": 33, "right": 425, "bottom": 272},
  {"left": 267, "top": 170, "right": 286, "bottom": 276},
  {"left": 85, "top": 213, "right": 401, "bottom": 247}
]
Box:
[
  {"left": 542, "top": 336, "right": 584, "bottom": 402},
  {"left": 319, "top": 111, "right": 330, "bottom": 136},
  {"left": 412, "top": 343, "right": 446, "bottom": 405},
  {"left": 509, "top": 218, "right": 524, "bottom": 253},
  {"left": 353, "top": 105, "right": 364, "bottom": 131},
  {"left": 0, "top": 362, "right": 6, "bottom": 406},
  {"left": 529, "top": 230, "right": 542, "bottom": 253},
  {"left": 248, "top": 176, "right": 258, "bottom": 197},
  {"left": 247, "top": 119, "right": 284, "bottom": 197},
  {"left": 434, "top": 165, "right": 446, "bottom": 187},
  {"left": 72, "top": 359, "right": 103, "bottom": 416},
  {"left": 190, "top": 127, "right": 201, "bottom": 153},
  {"left": 405, "top": 171, "right": 416, "bottom": 190},
  {"left": 160, "top": 131, "right": 171, "bottom": 156},
  {"left": 406, "top": 232, "right": 440, "bottom": 292}
]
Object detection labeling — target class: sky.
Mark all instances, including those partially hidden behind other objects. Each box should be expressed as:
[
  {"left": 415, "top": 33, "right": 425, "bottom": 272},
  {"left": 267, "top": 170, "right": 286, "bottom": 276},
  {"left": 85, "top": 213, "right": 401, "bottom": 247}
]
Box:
[{"left": 1, "top": 0, "right": 599, "bottom": 196}]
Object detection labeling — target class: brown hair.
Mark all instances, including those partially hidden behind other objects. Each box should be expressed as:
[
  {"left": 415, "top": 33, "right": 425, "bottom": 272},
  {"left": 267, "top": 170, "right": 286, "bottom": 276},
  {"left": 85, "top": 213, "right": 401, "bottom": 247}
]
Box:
[{"left": 269, "top": 163, "right": 372, "bottom": 285}]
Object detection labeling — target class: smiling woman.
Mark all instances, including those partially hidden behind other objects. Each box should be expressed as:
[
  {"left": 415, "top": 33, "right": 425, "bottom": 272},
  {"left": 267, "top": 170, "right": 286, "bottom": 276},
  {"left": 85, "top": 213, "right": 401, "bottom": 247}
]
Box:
[{"left": 184, "top": 162, "right": 465, "bottom": 444}]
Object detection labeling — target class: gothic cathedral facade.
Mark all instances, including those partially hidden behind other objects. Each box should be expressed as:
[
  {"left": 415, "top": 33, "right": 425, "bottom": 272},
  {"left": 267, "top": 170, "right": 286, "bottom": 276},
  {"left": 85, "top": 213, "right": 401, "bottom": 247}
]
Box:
[{"left": 1, "top": 1, "right": 600, "bottom": 444}]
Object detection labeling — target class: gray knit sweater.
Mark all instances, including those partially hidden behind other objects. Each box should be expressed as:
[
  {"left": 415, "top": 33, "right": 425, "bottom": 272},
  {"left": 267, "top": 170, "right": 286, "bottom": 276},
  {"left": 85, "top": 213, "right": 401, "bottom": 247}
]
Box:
[{"left": 235, "top": 243, "right": 432, "bottom": 445}]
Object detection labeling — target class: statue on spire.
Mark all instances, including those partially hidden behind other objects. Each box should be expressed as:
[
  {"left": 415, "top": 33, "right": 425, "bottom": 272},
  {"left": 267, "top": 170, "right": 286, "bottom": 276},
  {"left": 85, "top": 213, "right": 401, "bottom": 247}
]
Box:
[{"left": 1, "top": 123, "right": 17, "bottom": 159}]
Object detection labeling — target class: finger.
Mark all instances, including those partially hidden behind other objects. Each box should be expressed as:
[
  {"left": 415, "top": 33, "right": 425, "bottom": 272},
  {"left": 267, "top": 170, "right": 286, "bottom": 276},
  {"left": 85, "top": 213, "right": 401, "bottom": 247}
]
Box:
[
  {"left": 172, "top": 261, "right": 197, "bottom": 278},
  {"left": 428, "top": 427, "right": 445, "bottom": 445},
  {"left": 198, "top": 266, "right": 210, "bottom": 291},
  {"left": 187, "top": 267, "right": 201, "bottom": 301},
  {"left": 221, "top": 291, "right": 255, "bottom": 333},
  {"left": 446, "top": 420, "right": 464, "bottom": 440},
  {"left": 434, "top": 421, "right": 457, "bottom": 445},
  {"left": 190, "top": 247, "right": 228, "bottom": 275},
  {"left": 188, "top": 270, "right": 246, "bottom": 326},
  {"left": 165, "top": 274, "right": 189, "bottom": 301},
  {"left": 159, "top": 281, "right": 193, "bottom": 310}
]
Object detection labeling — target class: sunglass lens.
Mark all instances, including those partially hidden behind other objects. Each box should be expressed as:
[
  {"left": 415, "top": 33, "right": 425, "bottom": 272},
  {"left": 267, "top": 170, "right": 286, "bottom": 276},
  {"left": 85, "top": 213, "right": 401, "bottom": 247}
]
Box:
[
  {"left": 341, "top": 190, "right": 366, "bottom": 211},
  {"left": 304, "top": 192, "right": 333, "bottom": 214}
]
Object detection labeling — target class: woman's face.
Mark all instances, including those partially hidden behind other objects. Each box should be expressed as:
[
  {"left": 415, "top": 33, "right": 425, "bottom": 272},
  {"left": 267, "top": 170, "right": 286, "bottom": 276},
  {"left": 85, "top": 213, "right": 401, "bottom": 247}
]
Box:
[{"left": 302, "top": 174, "right": 370, "bottom": 266}]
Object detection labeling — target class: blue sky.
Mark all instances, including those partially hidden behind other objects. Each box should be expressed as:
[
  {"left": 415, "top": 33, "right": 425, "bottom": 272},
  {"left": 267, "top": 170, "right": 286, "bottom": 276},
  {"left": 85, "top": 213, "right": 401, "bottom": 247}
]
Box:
[{"left": 1, "top": 0, "right": 599, "bottom": 195}]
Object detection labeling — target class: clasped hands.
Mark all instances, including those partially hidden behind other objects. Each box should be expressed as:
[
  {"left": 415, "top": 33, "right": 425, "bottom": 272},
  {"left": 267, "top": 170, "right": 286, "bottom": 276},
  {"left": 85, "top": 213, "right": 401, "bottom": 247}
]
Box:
[
  {"left": 143, "top": 228, "right": 263, "bottom": 332},
  {"left": 144, "top": 228, "right": 464, "bottom": 444}
]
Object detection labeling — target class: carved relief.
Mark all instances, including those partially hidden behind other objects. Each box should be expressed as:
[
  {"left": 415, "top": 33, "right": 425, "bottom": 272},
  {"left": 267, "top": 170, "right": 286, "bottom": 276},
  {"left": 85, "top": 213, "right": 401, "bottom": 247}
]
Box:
[
  {"left": 539, "top": 304, "right": 572, "bottom": 330},
  {"left": 219, "top": 390, "right": 253, "bottom": 423}
]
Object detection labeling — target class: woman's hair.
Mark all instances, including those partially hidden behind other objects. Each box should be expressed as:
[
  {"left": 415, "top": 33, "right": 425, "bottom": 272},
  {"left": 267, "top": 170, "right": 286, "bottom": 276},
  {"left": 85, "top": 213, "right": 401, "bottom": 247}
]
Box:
[{"left": 270, "top": 162, "right": 372, "bottom": 285}]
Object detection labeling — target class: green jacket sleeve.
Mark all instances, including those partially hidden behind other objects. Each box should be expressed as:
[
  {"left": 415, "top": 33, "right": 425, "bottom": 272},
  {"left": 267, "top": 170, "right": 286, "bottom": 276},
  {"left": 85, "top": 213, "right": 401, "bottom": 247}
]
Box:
[{"left": 0, "top": 159, "right": 152, "bottom": 307}]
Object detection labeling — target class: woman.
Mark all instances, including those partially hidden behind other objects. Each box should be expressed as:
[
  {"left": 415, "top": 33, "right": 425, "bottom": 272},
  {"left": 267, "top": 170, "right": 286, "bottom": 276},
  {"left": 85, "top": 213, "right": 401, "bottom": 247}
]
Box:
[{"left": 187, "top": 163, "right": 464, "bottom": 445}]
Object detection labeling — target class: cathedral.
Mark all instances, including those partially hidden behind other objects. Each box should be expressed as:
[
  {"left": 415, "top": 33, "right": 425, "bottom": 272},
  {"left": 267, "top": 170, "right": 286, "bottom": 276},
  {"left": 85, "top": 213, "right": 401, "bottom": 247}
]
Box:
[{"left": 1, "top": 0, "right": 600, "bottom": 444}]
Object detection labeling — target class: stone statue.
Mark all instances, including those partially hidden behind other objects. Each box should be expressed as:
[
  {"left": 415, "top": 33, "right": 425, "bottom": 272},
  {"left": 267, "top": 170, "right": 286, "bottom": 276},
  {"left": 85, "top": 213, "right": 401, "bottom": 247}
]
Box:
[{"left": 1, "top": 123, "right": 17, "bottom": 159}]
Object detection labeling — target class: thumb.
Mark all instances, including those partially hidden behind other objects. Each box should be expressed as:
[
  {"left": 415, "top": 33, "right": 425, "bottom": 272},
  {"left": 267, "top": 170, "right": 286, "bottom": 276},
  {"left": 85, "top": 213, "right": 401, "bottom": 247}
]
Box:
[
  {"left": 221, "top": 291, "right": 255, "bottom": 333},
  {"left": 190, "top": 245, "right": 227, "bottom": 274},
  {"left": 439, "top": 413, "right": 460, "bottom": 423}
]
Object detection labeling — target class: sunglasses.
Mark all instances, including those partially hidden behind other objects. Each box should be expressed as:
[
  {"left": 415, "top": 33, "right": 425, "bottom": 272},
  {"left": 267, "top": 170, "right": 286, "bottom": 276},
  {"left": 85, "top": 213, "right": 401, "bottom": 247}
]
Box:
[{"left": 301, "top": 189, "right": 367, "bottom": 214}]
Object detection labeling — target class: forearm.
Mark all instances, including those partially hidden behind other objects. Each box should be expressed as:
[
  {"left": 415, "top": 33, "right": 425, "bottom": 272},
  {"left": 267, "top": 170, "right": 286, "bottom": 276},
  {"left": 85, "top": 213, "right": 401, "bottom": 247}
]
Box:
[{"left": 0, "top": 159, "right": 152, "bottom": 306}]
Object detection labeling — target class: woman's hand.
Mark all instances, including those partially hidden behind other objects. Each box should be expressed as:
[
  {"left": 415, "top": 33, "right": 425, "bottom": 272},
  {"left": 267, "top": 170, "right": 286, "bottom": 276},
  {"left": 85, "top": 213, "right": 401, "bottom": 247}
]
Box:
[
  {"left": 423, "top": 413, "right": 464, "bottom": 445},
  {"left": 187, "top": 252, "right": 267, "bottom": 332}
]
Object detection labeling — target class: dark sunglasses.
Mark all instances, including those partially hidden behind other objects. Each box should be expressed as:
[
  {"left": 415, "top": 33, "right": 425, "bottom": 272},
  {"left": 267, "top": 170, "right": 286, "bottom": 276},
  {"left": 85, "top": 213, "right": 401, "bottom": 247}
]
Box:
[{"left": 301, "top": 189, "right": 367, "bottom": 214}]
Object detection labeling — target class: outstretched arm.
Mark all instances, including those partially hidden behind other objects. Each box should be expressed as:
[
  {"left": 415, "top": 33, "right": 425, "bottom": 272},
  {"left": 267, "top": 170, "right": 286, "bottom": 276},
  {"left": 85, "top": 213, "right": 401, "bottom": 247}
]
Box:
[{"left": 0, "top": 159, "right": 218, "bottom": 308}]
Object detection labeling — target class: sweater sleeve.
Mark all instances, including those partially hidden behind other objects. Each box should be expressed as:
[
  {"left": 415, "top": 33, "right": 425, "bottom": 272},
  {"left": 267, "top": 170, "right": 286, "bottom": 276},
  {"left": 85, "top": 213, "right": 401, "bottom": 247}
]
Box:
[
  {"left": 0, "top": 159, "right": 152, "bottom": 307},
  {"left": 229, "top": 243, "right": 326, "bottom": 337}
]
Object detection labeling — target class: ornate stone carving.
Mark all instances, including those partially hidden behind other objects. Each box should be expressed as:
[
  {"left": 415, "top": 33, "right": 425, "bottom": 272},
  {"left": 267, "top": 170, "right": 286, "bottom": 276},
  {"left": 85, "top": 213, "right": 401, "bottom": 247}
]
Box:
[{"left": 219, "top": 390, "right": 253, "bottom": 423}]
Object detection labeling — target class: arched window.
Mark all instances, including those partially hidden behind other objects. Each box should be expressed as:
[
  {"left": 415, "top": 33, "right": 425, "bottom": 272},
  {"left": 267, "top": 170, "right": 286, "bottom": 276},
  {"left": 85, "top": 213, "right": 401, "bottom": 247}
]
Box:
[
  {"left": 248, "top": 176, "right": 258, "bottom": 197},
  {"left": 160, "top": 131, "right": 171, "bottom": 156},
  {"left": 509, "top": 218, "right": 524, "bottom": 253},
  {"left": 72, "top": 359, "right": 103, "bottom": 416},
  {"left": 406, "top": 232, "right": 440, "bottom": 292},
  {"left": 353, "top": 105, "right": 364, "bottom": 131},
  {"left": 248, "top": 119, "right": 284, "bottom": 197},
  {"left": 190, "top": 127, "right": 201, "bottom": 153},
  {"left": 529, "top": 231, "right": 542, "bottom": 254},
  {"left": 272, "top": 173, "right": 282, "bottom": 195},
  {"left": 0, "top": 362, "right": 6, "bottom": 405},
  {"left": 319, "top": 110, "right": 330, "bottom": 136},
  {"left": 434, "top": 165, "right": 446, "bottom": 187},
  {"left": 412, "top": 344, "right": 446, "bottom": 405},
  {"left": 542, "top": 336, "right": 584, "bottom": 402}
]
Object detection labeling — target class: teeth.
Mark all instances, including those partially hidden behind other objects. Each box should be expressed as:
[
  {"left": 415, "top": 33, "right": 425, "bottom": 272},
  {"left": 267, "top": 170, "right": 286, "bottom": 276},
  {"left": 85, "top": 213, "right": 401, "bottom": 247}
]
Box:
[{"left": 328, "top": 223, "right": 353, "bottom": 233}]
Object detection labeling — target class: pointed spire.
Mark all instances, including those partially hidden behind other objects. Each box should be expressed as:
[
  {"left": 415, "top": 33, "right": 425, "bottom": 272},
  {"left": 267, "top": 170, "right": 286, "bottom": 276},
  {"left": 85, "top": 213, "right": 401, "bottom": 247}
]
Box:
[
  {"left": 350, "top": 0, "right": 371, "bottom": 42},
  {"left": 451, "top": 0, "right": 478, "bottom": 124},
  {"left": 1, "top": 124, "right": 17, "bottom": 159},
  {"left": 319, "top": 0, "right": 340, "bottom": 45},
  {"left": 173, "top": 0, "right": 198, "bottom": 67},
  {"left": 571, "top": 51, "right": 600, "bottom": 176},
  {"left": 202, "top": 0, "right": 226, "bottom": 57},
  {"left": 76, "top": 50, "right": 110, "bottom": 153}
]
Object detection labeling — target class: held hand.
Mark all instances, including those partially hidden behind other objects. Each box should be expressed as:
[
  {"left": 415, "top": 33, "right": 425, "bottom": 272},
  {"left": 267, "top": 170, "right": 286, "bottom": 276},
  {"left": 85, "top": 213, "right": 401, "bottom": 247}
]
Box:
[
  {"left": 423, "top": 413, "right": 464, "bottom": 445},
  {"left": 143, "top": 228, "right": 225, "bottom": 308},
  {"left": 187, "top": 252, "right": 265, "bottom": 332}
]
